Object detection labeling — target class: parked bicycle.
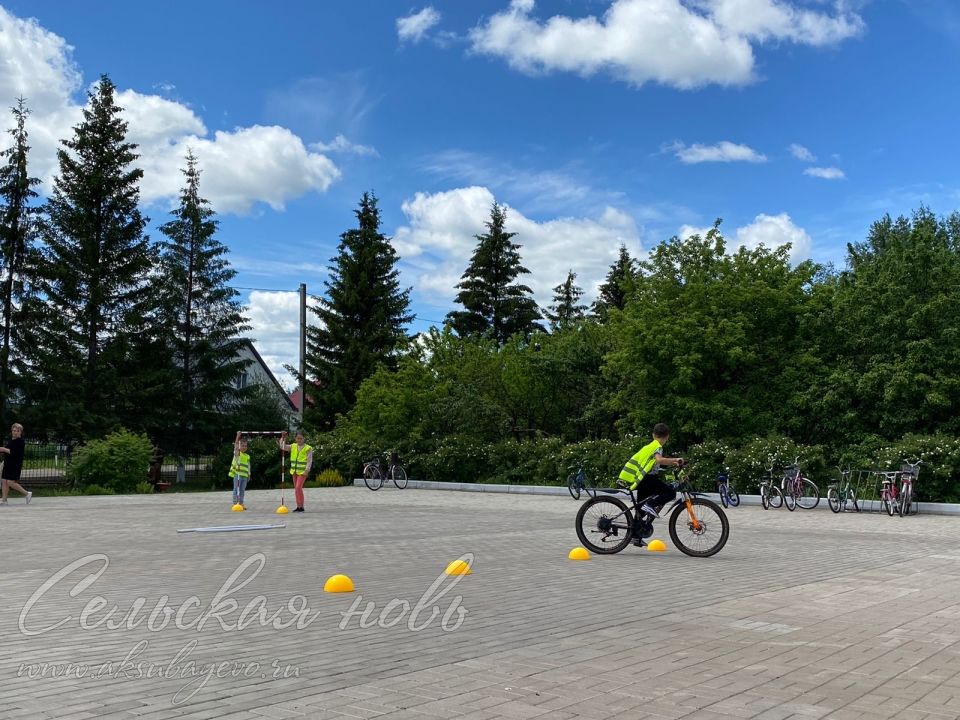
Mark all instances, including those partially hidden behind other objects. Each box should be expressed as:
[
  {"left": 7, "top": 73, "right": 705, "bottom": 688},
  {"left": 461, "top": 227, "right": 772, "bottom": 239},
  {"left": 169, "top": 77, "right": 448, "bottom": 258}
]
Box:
[
  {"left": 758, "top": 461, "right": 784, "bottom": 510},
  {"left": 780, "top": 458, "right": 820, "bottom": 510},
  {"left": 827, "top": 466, "right": 860, "bottom": 513},
  {"left": 878, "top": 468, "right": 901, "bottom": 516},
  {"left": 363, "top": 451, "right": 407, "bottom": 491},
  {"left": 716, "top": 467, "right": 739, "bottom": 508},
  {"left": 567, "top": 463, "right": 597, "bottom": 500},
  {"left": 575, "top": 465, "right": 729, "bottom": 557},
  {"left": 896, "top": 459, "right": 921, "bottom": 517}
]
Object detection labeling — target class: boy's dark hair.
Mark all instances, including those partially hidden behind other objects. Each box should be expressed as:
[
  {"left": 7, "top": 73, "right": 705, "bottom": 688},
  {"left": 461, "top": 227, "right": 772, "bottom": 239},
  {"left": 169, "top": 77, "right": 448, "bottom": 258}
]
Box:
[{"left": 652, "top": 423, "right": 670, "bottom": 439}]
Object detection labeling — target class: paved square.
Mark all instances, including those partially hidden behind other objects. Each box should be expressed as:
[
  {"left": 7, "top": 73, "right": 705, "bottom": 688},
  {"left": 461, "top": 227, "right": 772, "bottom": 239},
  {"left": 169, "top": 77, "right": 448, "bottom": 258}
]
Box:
[{"left": 2, "top": 487, "right": 960, "bottom": 719}]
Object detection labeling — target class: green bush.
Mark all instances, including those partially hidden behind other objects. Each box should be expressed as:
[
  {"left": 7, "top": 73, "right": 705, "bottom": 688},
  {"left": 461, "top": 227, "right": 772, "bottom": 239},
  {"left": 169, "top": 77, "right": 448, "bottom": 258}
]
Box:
[
  {"left": 309, "top": 468, "right": 345, "bottom": 487},
  {"left": 82, "top": 484, "right": 113, "bottom": 495},
  {"left": 67, "top": 428, "right": 153, "bottom": 494},
  {"left": 135, "top": 481, "right": 154, "bottom": 494}
]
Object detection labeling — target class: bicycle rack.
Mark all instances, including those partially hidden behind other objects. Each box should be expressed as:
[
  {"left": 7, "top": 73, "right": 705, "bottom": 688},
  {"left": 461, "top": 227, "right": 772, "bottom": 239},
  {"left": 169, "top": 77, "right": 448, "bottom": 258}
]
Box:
[{"left": 852, "top": 469, "right": 921, "bottom": 515}]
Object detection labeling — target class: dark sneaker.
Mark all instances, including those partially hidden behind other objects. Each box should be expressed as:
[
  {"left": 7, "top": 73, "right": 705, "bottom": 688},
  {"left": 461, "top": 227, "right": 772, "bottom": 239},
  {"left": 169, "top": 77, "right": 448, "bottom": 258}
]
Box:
[{"left": 294, "top": 507, "right": 305, "bottom": 512}]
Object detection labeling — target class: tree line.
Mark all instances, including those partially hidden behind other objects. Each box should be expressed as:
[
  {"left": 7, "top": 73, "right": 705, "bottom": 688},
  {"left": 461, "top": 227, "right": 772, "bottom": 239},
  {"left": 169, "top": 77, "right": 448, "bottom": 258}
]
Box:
[{"left": 4, "top": 74, "right": 959, "bottom": 489}]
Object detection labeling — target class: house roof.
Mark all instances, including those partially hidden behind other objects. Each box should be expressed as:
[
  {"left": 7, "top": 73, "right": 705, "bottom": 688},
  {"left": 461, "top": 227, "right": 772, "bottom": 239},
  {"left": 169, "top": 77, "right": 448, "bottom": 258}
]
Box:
[{"left": 239, "top": 339, "right": 298, "bottom": 412}]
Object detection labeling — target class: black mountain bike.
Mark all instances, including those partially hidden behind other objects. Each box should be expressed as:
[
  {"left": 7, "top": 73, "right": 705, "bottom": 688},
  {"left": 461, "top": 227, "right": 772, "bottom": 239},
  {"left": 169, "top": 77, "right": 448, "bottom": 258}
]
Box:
[
  {"left": 363, "top": 451, "right": 407, "bottom": 490},
  {"left": 567, "top": 464, "right": 597, "bottom": 500},
  {"left": 575, "top": 467, "right": 729, "bottom": 557}
]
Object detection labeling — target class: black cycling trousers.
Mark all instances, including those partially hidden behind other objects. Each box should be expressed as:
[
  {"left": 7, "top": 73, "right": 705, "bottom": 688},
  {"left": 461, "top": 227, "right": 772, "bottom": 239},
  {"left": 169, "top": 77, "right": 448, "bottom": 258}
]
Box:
[{"left": 635, "top": 474, "right": 676, "bottom": 509}]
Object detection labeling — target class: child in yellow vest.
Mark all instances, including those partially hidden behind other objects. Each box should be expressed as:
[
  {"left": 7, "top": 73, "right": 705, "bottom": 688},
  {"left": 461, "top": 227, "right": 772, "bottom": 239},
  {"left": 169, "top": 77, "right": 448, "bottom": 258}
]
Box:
[
  {"left": 279, "top": 430, "right": 313, "bottom": 512},
  {"left": 230, "top": 431, "right": 251, "bottom": 509}
]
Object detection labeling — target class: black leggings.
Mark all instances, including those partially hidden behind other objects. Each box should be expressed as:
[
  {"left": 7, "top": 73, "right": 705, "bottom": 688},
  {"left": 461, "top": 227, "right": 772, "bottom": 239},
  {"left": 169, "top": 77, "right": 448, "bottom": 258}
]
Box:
[{"left": 635, "top": 474, "right": 676, "bottom": 509}]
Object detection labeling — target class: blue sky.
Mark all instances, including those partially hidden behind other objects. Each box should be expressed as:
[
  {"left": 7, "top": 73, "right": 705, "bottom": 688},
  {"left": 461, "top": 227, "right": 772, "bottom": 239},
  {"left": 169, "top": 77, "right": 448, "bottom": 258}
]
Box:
[{"left": 2, "top": 0, "right": 959, "bottom": 385}]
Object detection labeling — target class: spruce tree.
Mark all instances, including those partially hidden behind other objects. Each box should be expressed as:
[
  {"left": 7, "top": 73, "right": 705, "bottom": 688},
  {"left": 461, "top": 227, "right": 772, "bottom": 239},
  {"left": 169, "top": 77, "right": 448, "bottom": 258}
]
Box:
[
  {"left": 0, "top": 99, "right": 40, "bottom": 424},
  {"left": 545, "top": 269, "right": 587, "bottom": 331},
  {"left": 158, "top": 151, "right": 248, "bottom": 453},
  {"left": 306, "top": 192, "right": 413, "bottom": 430},
  {"left": 33, "top": 75, "right": 155, "bottom": 436},
  {"left": 446, "top": 202, "right": 542, "bottom": 344},
  {"left": 592, "top": 244, "right": 637, "bottom": 320}
]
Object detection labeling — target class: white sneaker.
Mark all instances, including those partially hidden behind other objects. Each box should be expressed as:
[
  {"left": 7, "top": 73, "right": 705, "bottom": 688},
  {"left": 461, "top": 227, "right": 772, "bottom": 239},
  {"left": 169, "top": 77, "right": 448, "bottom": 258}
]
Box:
[
  {"left": 25, "top": 492, "right": 32, "bottom": 505},
  {"left": 640, "top": 503, "right": 659, "bottom": 518},
  {"left": 0, "top": 499, "right": 7, "bottom": 505}
]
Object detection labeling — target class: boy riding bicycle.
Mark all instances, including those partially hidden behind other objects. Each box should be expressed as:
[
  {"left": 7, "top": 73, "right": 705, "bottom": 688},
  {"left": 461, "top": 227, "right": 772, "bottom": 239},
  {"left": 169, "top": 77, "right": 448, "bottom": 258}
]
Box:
[{"left": 619, "top": 423, "right": 685, "bottom": 521}]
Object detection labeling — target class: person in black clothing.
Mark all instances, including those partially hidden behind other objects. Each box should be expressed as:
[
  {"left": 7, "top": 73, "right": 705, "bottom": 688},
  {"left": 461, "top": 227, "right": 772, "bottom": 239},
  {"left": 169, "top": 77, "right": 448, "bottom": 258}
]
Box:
[{"left": 1, "top": 423, "right": 31, "bottom": 504}]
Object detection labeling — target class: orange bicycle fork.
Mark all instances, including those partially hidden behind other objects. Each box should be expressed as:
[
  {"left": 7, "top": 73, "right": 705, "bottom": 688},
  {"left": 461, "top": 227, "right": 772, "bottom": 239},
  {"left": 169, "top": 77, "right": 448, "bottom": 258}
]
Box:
[{"left": 684, "top": 498, "right": 702, "bottom": 531}]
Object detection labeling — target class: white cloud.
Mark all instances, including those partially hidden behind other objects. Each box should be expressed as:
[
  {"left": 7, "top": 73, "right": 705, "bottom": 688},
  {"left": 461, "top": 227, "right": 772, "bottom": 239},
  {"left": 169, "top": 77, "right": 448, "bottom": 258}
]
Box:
[
  {"left": 397, "top": 7, "right": 441, "bottom": 43},
  {"left": 0, "top": 6, "right": 340, "bottom": 214},
  {"left": 245, "top": 291, "right": 321, "bottom": 389},
  {"left": 682, "top": 212, "right": 811, "bottom": 263},
  {"left": 468, "top": 0, "right": 863, "bottom": 89},
  {"left": 310, "top": 134, "right": 378, "bottom": 157},
  {"left": 804, "top": 166, "right": 846, "bottom": 180},
  {"left": 703, "top": 0, "right": 865, "bottom": 45},
  {"left": 788, "top": 143, "right": 816, "bottom": 162},
  {"left": 670, "top": 141, "right": 767, "bottom": 164},
  {"left": 394, "top": 186, "right": 643, "bottom": 306}
]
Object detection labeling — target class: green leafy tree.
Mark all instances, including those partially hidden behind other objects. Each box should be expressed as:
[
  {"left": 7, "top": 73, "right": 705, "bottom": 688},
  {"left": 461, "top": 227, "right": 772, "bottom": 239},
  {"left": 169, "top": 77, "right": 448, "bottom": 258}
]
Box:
[
  {"left": 545, "top": 269, "right": 587, "bottom": 331},
  {"left": 31, "top": 76, "right": 155, "bottom": 436},
  {"left": 592, "top": 244, "right": 637, "bottom": 320},
  {"left": 305, "top": 192, "right": 413, "bottom": 430},
  {"left": 606, "top": 221, "right": 823, "bottom": 444},
  {"left": 819, "top": 208, "right": 960, "bottom": 442},
  {"left": 0, "top": 98, "right": 40, "bottom": 424},
  {"left": 157, "top": 151, "right": 249, "bottom": 453},
  {"left": 446, "top": 202, "right": 542, "bottom": 343}
]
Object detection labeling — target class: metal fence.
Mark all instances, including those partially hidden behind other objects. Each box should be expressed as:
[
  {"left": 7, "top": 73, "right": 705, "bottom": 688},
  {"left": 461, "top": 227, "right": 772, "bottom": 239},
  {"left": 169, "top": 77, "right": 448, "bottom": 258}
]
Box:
[{"left": 13, "top": 441, "right": 218, "bottom": 490}]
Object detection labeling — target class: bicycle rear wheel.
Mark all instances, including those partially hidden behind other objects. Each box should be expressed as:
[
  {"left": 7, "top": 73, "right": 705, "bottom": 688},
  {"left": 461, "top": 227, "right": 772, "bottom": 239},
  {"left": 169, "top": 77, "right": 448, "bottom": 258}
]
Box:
[
  {"left": 575, "top": 496, "right": 633, "bottom": 554},
  {"left": 796, "top": 479, "right": 820, "bottom": 510},
  {"left": 760, "top": 484, "right": 771, "bottom": 510},
  {"left": 668, "top": 497, "right": 729, "bottom": 557},
  {"left": 727, "top": 487, "right": 740, "bottom": 507},
  {"left": 767, "top": 485, "right": 783, "bottom": 509},
  {"left": 884, "top": 490, "right": 896, "bottom": 516},
  {"left": 719, "top": 485, "right": 729, "bottom": 508},
  {"left": 363, "top": 465, "right": 383, "bottom": 491},
  {"left": 567, "top": 473, "right": 580, "bottom": 500},
  {"left": 391, "top": 465, "right": 408, "bottom": 489}
]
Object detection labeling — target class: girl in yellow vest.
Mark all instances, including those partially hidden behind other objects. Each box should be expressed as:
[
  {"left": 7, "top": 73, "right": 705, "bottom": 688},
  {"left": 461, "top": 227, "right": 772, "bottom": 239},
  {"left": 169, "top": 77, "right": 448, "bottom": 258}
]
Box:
[
  {"left": 230, "top": 431, "right": 251, "bottom": 509},
  {"left": 278, "top": 430, "right": 313, "bottom": 512}
]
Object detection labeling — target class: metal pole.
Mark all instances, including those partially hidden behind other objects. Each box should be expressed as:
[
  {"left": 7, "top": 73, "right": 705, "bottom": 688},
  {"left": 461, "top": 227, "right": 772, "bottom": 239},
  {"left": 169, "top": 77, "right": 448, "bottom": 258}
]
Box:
[{"left": 299, "top": 282, "right": 307, "bottom": 422}]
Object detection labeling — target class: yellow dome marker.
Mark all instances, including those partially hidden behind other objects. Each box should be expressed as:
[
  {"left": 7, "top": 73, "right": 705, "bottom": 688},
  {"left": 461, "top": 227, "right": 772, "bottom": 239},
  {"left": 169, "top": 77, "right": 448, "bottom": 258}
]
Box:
[
  {"left": 231, "top": 504, "right": 244, "bottom": 512},
  {"left": 276, "top": 505, "right": 289, "bottom": 515},
  {"left": 568, "top": 547, "right": 591, "bottom": 561},
  {"left": 445, "top": 559, "right": 472, "bottom": 576},
  {"left": 647, "top": 539, "right": 667, "bottom": 552},
  {"left": 323, "top": 574, "right": 355, "bottom": 593}
]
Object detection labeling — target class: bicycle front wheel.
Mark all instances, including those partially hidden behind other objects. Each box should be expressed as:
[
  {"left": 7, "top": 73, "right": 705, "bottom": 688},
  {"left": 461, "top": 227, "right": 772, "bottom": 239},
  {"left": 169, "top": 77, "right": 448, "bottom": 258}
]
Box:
[
  {"left": 784, "top": 490, "right": 797, "bottom": 511},
  {"left": 827, "top": 486, "right": 840, "bottom": 513},
  {"left": 391, "top": 465, "right": 408, "bottom": 489},
  {"left": 363, "top": 465, "right": 383, "bottom": 491},
  {"left": 769, "top": 486, "right": 783, "bottom": 508},
  {"left": 719, "top": 486, "right": 729, "bottom": 508},
  {"left": 567, "top": 473, "right": 580, "bottom": 500},
  {"left": 884, "top": 491, "right": 896, "bottom": 516},
  {"left": 575, "top": 496, "right": 633, "bottom": 554},
  {"left": 850, "top": 488, "right": 859, "bottom": 512},
  {"left": 796, "top": 480, "right": 820, "bottom": 510},
  {"left": 898, "top": 486, "right": 912, "bottom": 517},
  {"left": 668, "top": 497, "right": 729, "bottom": 557}
]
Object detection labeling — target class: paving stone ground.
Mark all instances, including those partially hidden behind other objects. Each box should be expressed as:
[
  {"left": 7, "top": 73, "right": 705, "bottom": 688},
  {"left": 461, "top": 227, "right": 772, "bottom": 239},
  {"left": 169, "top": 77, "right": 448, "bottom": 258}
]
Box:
[{"left": 2, "top": 487, "right": 960, "bottom": 720}]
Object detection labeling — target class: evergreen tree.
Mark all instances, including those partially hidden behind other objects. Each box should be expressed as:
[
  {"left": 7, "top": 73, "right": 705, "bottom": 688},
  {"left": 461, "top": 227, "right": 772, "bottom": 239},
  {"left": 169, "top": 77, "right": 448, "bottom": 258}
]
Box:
[
  {"left": 158, "top": 151, "right": 248, "bottom": 453},
  {"left": 32, "top": 75, "right": 155, "bottom": 436},
  {"left": 545, "top": 269, "right": 587, "bottom": 331},
  {"left": 592, "top": 244, "right": 637, "bottom": 320},
  {"left": 446, "top": 202, "right": 542, "bottom": 343},
  {"left": 0, "top": 99, "right": 40, "bottom": 424},
  {"left": 305, "top": 192, "right": 413, "bottom": 430}
]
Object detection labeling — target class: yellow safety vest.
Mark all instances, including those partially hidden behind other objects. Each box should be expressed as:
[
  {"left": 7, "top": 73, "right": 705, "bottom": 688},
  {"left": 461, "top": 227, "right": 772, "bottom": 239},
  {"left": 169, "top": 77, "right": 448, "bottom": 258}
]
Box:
[
  {"left": 229, "top": 452, "right": 251, "bottom": 479},
  {"left": 618, "top": 439, "right": 662, "bottom": 488},
  {"left": 290, "top": 443, "right": 312, "bottom": 475}
]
